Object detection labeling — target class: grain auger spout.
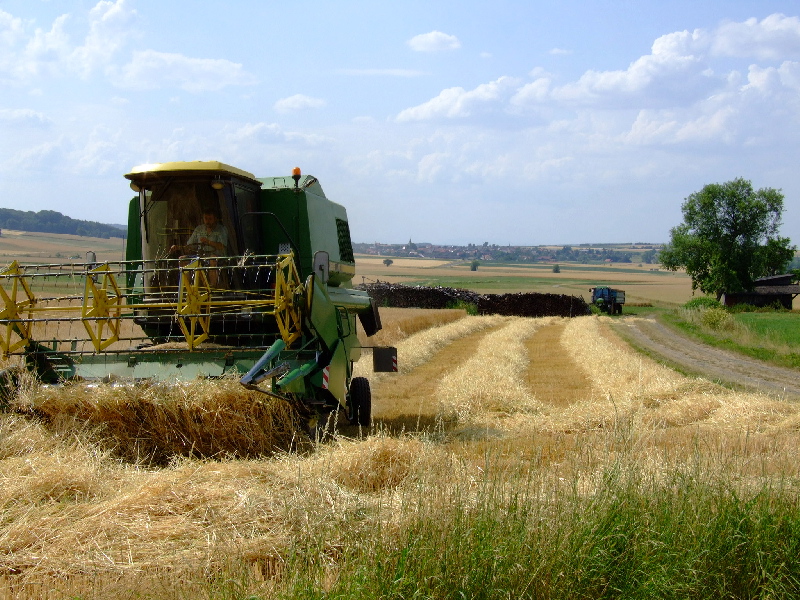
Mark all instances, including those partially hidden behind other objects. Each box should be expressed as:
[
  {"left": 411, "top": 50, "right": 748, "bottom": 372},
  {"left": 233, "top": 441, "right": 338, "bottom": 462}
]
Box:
[{"left": 0, "top": 161, "right": 397, "bottom": 428}]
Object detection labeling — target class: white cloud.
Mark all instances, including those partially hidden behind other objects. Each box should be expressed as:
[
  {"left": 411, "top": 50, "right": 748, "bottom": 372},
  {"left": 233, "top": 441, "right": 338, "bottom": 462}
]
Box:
[
  {"left": 743, "top": 60, "right": 800, "bottom": 93},
  {"left": 417, "top": 152, "right": 448, "bottom": 181},
  {"left": 274, "top": 94, "right": 326, "bottom": 113},
  {"left": 672, "top": 107, "right": 737, "bottom": 143},
  {"left": 113, "top": 50, "right": 257, "bottom": 92},
  {"left": 232, "top": 122, "right": 329, "bottom": 146},
  {"left": 0, "top": 9, "right": 23, "bottom": 44},
  {"left": 70, "top": 0, "right": 137, "bottom": 78},
  {"left": 510, "top": 77, "right": 551, "bottom": 106},
  {"left": 549, "top": 48, "right": 571, "bottom": 55},
  {"left": 407, "top": 31, "right": 461, "bottom": 52},
  {"left": 71, "top": 126, "right": 122, "bottom": 174},
  {"left": 0, "top": 108, "right": 50, "bottom": 127},
  {"left": 713, "top": 14, "right": 800, "bottom": 60},
  {"left": 1, "top": 0, "right": 137, "bottom": 83},
  {"left": 550, "top": 29, "right": 715, "bottom": 107},
  {"left": 396, "top": 76, "right": 518, "bottom": 121},
  {"left": 21, "top": 14, "right": 72, "bottom": 78},
  {"left": 0, "top": 1, "right": 254, "bottom": 92},
  {"left": 6, "top": 140, "right": 65, "bottom": 172}
]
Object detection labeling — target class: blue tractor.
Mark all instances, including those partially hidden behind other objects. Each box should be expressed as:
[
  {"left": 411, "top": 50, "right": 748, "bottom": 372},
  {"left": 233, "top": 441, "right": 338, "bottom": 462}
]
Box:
[{"left": 589, "top": 286, "right": 625, "bottom": 314}]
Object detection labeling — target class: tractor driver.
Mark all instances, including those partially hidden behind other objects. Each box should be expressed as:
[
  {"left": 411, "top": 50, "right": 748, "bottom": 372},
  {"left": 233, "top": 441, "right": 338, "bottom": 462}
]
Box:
[
  {"left": 170, "top": 210, "right": 229, "bottom": 257},
  {"left": 169, "top": 209, "right": 229, "bottom": 288}
]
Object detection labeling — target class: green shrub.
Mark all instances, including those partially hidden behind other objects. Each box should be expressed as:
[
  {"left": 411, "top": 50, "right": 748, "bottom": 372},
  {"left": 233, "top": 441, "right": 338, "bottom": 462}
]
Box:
[
  {"left": 728, "top": 302, "right": 788, "bottom": 314},
  {"left": 684, "top": 296, "right": 722, "bottom": 310},
  {"left": 727, "top": 303, "right": 758, "bottom": 313},
  {"left": 701, "top": 307, "right": 734, "bottom": 330},
  {"left": 446, "top": 300, "right": 479, "bottom": 316}
]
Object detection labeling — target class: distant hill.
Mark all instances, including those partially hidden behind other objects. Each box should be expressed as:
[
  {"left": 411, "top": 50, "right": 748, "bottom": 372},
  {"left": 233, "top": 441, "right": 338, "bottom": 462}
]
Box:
[{"left": 0, "top": 209, "right": 125, "bottom": 239}]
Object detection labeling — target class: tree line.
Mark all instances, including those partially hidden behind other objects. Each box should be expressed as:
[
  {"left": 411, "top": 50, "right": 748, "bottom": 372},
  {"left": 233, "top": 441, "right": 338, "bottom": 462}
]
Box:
[{"left": 0, "top": 209, "right": 125, "bottom": 239}]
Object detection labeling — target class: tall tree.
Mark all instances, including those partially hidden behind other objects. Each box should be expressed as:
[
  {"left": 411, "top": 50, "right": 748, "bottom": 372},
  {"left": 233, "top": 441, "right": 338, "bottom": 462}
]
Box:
[{"left": 660, "top": 178, "right": 795, "bottom": 299}]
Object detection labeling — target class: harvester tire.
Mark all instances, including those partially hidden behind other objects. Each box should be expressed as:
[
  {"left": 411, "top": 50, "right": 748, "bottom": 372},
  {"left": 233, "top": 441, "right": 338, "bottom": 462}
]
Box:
[{"left": 350, "top": 376, "right": 372, "bottom": 427}]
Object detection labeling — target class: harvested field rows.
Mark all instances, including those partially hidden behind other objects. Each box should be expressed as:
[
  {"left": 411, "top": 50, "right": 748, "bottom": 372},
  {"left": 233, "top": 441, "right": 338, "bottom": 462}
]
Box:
[{"left": 2, "top": 311, "right": 800, "bottom": 597}]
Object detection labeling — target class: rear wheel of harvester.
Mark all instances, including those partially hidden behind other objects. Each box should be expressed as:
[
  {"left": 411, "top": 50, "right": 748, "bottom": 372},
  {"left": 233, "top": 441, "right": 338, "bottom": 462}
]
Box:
[{"left": 349, "top": 376, "right": 372, "bottom": 427}]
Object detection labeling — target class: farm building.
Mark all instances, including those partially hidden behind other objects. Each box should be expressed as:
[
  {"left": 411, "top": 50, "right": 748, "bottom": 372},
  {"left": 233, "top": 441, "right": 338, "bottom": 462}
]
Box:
[{"left": 722, "top": 274, "right": 800, "bottom": 309}]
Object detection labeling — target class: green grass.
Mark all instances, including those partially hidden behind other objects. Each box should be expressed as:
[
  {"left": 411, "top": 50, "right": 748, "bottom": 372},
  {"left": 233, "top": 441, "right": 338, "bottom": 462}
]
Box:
[
  {"left": 734, "top": 312, "right": 800, "bottom": 346},
  {"left": 254, "top": 457, "right": 800, "bottom": 599},
  {"left": 665, "top": 309, "right": 800, "bottom": 370}
]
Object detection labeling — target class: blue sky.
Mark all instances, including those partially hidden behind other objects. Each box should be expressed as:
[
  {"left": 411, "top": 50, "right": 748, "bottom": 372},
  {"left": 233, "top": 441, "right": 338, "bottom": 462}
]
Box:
[{"left": 2, "top": 0, "right": 800, "bottom": 246}]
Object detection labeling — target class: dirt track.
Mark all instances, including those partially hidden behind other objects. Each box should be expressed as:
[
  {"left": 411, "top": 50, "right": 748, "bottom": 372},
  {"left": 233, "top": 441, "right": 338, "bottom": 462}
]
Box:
[{"left": 613, "top": 316, "right": 800, "bottom": 401}]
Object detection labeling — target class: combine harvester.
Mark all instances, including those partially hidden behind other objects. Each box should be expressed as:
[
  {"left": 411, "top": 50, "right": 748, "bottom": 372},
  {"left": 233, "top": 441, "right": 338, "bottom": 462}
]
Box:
[{"left": 0, "top": 161, "right": 395, "bottom": 429}]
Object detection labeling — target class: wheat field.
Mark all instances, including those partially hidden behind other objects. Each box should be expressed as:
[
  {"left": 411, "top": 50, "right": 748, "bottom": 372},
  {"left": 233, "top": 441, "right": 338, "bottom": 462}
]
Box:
[{"left": 1, "top": 309, "right": 800, "bottom": 598}]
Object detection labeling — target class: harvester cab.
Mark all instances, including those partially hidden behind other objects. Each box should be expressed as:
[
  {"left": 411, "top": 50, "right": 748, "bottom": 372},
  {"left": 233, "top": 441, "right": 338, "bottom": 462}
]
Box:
[{"left": 0, "top": 161, "right": 394, "bottom": 428}]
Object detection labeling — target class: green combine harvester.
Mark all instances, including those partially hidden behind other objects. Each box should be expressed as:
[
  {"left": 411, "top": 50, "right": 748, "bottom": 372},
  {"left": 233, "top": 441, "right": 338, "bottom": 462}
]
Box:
[{"left": 0, "top": 161, "right": 395, "bottom": 428}]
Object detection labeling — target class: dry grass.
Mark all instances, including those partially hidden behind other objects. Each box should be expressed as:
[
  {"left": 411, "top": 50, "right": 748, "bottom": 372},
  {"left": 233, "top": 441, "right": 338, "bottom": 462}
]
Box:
[
  {"left": 524, "top": 320, "right": 592, "bottom": 408},
  {"left": 354, "top": 313, "right": 505, "bottom": 379},
  {"left": 558, "top": 316, "right": 800, "bottom": 434},
  {"left": 356, "top": 307, "right": 467, "bottom": 348},
  {"left": 435, "top": 317, "right": 554, "bottom": 424},
  {"left": 8, "top": 377, "right": 305, "bottom": 464}
]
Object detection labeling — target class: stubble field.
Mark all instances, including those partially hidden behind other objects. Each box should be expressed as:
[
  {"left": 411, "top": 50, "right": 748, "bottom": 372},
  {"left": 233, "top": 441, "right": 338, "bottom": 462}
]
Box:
[{"left": 2, "top": 305, "right": 800, "bottom": 598}]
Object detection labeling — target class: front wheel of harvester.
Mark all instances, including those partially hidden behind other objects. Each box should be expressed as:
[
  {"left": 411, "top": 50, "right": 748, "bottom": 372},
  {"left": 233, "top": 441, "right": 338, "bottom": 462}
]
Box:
[{"left": 349, "top": 377, "right": 372, "bottom": 427}]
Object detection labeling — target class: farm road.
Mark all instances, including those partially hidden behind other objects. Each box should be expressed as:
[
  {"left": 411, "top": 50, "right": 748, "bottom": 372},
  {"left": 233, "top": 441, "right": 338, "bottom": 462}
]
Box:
[{"left": 614, "top": 316, "right": 800, "bottom": 401}]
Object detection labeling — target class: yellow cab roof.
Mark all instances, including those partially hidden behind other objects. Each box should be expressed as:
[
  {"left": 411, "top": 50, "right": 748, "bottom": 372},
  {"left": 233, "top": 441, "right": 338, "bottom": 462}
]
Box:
[{"left": 124, "top": 161, "right": 259, "bottom": 184}]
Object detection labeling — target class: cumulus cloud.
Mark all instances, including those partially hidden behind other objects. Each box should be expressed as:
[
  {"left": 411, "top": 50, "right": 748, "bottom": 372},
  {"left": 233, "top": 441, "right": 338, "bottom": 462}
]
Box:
[
  {"left": 71, "top": 126, "right": 123, "bottom": 174},
  {"left": 112, "top": 50, "right": 257, "bottom": 92},
  {"left": 0, "top": 10, "right": 24, "bottom": 47},
  {"left": 0, "top": 1, "right": 255, "bottom": 91},
  {"left": 712, "top": 13, "right": 800, "bottom": 60},
  {"left": 417, "top": 152, "right": 449, "bottom": 181},
  {"left": 70, "top": 0, "right": 137, "bottom": 78},
  {"left": 396, "top": 76, "right": 518, "bottom": 121},
  {"left": 273, "top": 94, "right": 326, "bottom": 112},
  {"left": 0, "top": 108, "right": 51, "bottom": 127},
  {"left": 233, "top": 122, "right": 329, "bottom": 146},
  {"left": 394, "top": 8, "right": 800, "bottom": 190},
  {"left": 1, "top": 0, "right": 137, "bottom": 82},
  {"left": 407, "top": 31, "right": 461, "bottom": 52},
  {"left": 6, "top": 140, "right": 65, "bottom": 172},
  {"left": 549, "top": 29, "right": 717, "bottom": 107},
  {"left": 510, "top": 77, "right": 551, "bottom": 106}
]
